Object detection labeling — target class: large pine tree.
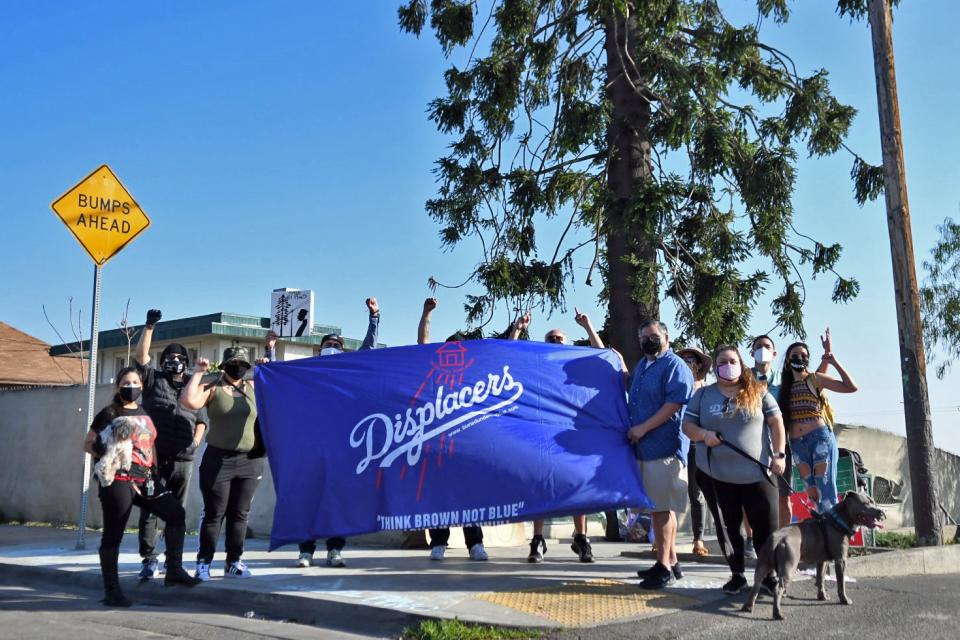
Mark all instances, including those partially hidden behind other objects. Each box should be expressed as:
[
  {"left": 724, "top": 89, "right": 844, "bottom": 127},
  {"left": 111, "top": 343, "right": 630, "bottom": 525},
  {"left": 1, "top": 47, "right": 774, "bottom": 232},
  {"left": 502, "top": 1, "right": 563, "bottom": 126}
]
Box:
[{"left": 399, "top": 0, "right": 882, "bottom": 365}]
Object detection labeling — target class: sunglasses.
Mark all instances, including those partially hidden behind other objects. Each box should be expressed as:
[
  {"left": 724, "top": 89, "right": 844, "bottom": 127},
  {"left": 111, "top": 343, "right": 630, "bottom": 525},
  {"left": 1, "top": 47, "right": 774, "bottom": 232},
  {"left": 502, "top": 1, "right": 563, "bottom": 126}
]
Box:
[{"left": 545, "top": 335, "right": 565, "bottom": 344}]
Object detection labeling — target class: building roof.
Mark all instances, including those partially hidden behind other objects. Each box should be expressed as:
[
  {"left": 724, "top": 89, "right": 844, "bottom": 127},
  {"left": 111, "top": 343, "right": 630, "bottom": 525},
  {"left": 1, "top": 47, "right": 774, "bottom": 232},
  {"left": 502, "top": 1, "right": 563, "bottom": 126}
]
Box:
[
  {"left": 47, "top": 312, "right": 380, "bottom": 356},
  {"left": 0, "top": 322, "right": 87, "bottom": 387}
]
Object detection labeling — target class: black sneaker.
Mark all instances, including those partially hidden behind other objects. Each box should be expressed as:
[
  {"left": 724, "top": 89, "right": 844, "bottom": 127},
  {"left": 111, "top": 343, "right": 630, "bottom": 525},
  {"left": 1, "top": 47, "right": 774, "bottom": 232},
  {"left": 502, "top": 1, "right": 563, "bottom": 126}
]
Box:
[
  {"left": 572, "top": 534, "right": 594, "bottom": 563},
  {"left": 638, "top": 562, "right": 674, "bottom": 590},
  {"left": 527, "top": 535, "right": 547, "bottom": 563},
  {"left": 722, "top": 574, "right": 749, "bottom": 594},
  {"left": 762, "top": 574, "right": 779, "bottom": 596},
  {"left": 672, "top": 562, "right": 683, "bottom": 580},
  {"left": 636, "top": 563, "right": 659, "bottom": 579}
]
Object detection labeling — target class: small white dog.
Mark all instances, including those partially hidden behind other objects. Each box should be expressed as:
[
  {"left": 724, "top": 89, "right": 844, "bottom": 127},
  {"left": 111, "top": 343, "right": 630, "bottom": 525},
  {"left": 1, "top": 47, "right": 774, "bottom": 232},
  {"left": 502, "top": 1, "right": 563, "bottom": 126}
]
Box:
[{"left": 94, "top": 416, "right": 137, "bottom": 486}]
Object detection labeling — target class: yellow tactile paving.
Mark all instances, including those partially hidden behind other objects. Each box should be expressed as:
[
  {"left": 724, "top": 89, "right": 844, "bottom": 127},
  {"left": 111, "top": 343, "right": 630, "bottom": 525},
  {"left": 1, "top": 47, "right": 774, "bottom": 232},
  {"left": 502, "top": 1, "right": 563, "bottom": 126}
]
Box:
[{"left": 476, "top": 579, "right": 700, "bottom": 626}]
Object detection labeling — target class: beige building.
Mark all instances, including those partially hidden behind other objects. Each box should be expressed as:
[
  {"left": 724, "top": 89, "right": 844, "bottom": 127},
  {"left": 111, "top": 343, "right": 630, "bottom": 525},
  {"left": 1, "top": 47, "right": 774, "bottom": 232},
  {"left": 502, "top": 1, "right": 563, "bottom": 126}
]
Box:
[{"left": 48, "top": 311, "right": 382, "bottom": 384}]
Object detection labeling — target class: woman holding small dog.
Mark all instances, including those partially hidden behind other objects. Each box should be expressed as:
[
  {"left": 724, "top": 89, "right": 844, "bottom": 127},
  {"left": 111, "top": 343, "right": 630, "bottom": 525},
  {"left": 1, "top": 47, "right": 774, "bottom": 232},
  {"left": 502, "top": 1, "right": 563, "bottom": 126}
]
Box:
[
  {"left": 83, "top": 367, "right": 201, "bottom": 607},
  {"left": 181, "top": 347, "right": 264, "bottom": 581},
  {"left": 682, "top": 346, "right": 786, "bottom": 595},
  {"left": 777, "top": 337, "right": 858, "bottom": 513}
]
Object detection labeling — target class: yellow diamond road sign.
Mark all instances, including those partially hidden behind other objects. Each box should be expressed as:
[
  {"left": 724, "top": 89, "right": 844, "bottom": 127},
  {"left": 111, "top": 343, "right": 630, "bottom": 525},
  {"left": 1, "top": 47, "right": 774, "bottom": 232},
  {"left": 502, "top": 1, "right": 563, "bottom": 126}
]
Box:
[{"left": 51, "top": 165, "right": 151, "bottom": 266}]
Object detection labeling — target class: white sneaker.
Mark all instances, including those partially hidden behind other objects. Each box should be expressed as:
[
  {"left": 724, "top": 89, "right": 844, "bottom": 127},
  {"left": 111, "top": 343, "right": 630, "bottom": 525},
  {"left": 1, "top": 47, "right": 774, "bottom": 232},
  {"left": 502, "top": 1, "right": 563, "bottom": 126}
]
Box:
[
  {"left": 195, "top": 562, "right": 211, "bottom": 582},
  {"left": 468, "top": 543, "right": 489, "bottom": 561},
  {"left": 224, "top": 560, "right": 253, "bottom": 578},
  {"left": 429, "top": 546, "right": 446, "bottom": 561},
  {"left": 296, "top": 552, "right": 313, "bottom": 568},
  {"left": 326, "top": 549, "right": 346, "bottom": 567}
]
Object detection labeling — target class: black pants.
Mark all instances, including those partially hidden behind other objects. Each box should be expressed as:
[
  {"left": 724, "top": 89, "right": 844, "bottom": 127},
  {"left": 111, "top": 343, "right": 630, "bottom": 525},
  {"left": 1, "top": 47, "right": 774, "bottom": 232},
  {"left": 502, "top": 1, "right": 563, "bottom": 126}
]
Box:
[
  {"left": 100, "top": 480, "right": 186, "bottom": 550},
  {"left": 696, "top": 469, "right": 777, "bottom": 575},
  {"left": 686, "top": 448, "right": 705, "bottom": 540},
  {"left": 429, "top": 526, "right": 483, "bottom": 549},
  {"left": 139, "top": 458, "right": 193, "bottom": 561},
  {"left": 299, "top": 538, "right": 346, "bottom": 554},
  {"left": 197, "top": 447, "right": 264, "bottom": 566}
]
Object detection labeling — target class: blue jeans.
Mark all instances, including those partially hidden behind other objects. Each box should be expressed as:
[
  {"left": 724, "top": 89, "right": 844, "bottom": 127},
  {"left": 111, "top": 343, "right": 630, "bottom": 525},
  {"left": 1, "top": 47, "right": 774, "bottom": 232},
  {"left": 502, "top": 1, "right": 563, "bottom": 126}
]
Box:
[{"left": 790, "top": 426, "right": 839, "bottom": 512}]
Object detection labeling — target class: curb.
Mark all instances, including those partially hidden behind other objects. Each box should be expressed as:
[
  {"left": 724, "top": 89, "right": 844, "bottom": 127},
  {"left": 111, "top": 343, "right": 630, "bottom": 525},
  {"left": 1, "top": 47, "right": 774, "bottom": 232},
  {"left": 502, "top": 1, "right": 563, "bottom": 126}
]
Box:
[
  {"left": 845, "top": 544, "right": 960, "bottom": 577},
  {"left": 0, "top": 560, "right": 427, "bottom": 635},
  {"left": 622, "top": 545, "right": 960, "bottom": 577}
]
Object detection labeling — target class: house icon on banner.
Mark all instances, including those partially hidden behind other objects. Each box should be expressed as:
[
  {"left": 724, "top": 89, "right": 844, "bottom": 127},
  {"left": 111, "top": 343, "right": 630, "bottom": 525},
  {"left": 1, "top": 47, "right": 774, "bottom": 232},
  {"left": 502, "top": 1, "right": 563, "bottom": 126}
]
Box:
[{"left": 436, "top": 341, "right": 468, "bottom": 369}]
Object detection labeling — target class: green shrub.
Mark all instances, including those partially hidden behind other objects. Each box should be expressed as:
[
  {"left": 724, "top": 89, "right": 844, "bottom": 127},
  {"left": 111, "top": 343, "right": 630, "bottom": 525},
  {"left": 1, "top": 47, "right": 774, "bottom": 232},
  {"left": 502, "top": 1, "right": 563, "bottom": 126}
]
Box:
[{"left": 402, "top": 619, "right": 539, "bottom": 640}]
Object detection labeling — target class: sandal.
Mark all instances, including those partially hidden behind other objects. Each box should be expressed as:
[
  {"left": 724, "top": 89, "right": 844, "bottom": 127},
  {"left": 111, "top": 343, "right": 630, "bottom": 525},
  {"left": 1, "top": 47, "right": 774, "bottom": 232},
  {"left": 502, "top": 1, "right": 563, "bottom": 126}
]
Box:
[{"left": 692, "top": 540, "right": 709, "bottom": 556}]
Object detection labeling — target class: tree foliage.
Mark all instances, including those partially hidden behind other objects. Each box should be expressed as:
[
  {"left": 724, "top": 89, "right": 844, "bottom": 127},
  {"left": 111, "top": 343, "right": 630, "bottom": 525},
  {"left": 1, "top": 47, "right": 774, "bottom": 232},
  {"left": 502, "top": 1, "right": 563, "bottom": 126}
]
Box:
[
  {"left": 920, "top": 215, "right": 960, "bottom": 379},
  {"left": 399, "top": 0, "right": 880, "bottom": 352}
]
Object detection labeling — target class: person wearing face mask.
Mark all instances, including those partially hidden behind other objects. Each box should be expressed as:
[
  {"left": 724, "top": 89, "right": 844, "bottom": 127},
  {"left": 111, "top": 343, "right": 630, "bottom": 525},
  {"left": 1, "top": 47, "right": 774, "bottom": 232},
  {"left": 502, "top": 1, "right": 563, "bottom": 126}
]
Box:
[
  {"left": 777, "top": 335, "right": 857, "bottom": 513},
  {"left": 133, "top": 309, "right": 209, "bottom": 580},
  {"left": 682, "top": 346, "right": 786, "bottom": 595},
  {"left": 181, "top": 348, "right": 264, "bottom": 581},
  {"left": 628, "top": 320, "right": 694, "bottom": 590},
  {"left": 677, "top": 347, "right": 712, "bottom": 557},
  {"left": 83, "top": 367, "right": 201, "bottom": 607},
  {"left": 293, "top": 297, "right": 380, "bottom": 569}
]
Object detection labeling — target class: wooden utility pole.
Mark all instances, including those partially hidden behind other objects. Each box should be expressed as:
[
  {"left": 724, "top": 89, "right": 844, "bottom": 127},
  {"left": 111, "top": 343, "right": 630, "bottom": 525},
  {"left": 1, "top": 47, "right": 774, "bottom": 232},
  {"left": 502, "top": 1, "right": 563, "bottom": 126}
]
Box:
[{"left": 868, "top": 0, "right": 942, "bottom": 545}]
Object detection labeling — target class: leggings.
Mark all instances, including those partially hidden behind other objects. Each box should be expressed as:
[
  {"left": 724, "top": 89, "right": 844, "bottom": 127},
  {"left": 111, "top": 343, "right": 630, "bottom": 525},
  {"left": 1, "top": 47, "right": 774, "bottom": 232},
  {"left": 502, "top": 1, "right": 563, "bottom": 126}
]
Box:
[
  {"left": 100, "top": 480, "right": 186, "bottom": 551},
  {"left": 790, "top": 426, "right": 839, "bottom": 512},
  {"left": 686, "top": 448, "right": 705, "bottom": 540},
  {"left": 696, "top": 469, "right": 778, "bottom": 575},
  {"left": 197, "top": 446, "right": 264, "bottom": 565},
  {"left": 429, "top": 526, "right": 483, "bottom": 549}
]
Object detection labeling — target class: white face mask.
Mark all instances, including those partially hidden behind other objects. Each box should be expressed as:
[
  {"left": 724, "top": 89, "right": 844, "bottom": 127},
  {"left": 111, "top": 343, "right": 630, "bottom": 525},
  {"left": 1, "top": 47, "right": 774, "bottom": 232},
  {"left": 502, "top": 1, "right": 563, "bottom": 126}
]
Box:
[
  {"left": 753, "top": 347, "right": 773, "bottom": 365},
  {"left": 320, "top": 347, "right": 342, "bottom": 357}
]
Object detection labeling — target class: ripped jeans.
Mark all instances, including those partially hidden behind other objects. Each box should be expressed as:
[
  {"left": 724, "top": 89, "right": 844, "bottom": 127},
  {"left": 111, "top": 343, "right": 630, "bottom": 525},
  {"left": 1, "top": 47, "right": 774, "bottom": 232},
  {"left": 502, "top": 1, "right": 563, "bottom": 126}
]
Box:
[{"left": 790, "top": 426, "right": 839, "bottom": 512}]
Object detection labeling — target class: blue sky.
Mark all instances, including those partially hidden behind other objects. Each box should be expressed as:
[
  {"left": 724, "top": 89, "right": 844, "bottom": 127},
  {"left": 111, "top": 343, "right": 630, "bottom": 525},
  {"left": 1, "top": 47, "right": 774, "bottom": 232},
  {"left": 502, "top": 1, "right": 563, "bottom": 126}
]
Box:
[{"left": 3, "top": 2, "right": 960, "bottom": 453}]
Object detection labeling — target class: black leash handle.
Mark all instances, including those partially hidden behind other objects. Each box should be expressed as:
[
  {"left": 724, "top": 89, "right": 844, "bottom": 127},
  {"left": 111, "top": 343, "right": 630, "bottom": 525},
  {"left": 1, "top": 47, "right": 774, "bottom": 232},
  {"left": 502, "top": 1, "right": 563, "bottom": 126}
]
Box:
[{"left": 713, "top": 432, "right": 794, "bottom": 495}]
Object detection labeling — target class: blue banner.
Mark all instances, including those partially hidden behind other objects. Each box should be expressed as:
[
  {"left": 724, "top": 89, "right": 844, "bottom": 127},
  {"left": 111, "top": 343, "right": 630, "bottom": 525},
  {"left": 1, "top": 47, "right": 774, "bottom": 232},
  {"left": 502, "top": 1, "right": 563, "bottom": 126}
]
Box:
[{"left": 255, "top": 339, "right": 651, "bottom": 549}]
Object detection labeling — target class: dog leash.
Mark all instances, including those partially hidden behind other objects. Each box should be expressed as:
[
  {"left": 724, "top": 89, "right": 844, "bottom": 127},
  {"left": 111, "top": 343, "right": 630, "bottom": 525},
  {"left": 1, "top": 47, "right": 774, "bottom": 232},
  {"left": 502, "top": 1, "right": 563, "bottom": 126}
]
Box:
[{"left": 710, "top": 433, "right": 795, "bottom": 495}]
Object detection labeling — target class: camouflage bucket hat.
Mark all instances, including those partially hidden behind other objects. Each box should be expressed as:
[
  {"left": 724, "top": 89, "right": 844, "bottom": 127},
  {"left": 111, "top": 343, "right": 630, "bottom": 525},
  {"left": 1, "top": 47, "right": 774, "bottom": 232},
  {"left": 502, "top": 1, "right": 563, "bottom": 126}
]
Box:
[{"left": 221, "top": 347, "right": 251, "bottom": 367}]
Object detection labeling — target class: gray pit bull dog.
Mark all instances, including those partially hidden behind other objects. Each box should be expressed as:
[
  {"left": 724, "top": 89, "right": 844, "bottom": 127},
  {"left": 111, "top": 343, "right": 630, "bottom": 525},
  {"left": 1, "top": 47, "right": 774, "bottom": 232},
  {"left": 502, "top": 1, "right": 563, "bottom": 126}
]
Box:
[{"left": 742, "top": 491, "right": 886, "bottom": 620}]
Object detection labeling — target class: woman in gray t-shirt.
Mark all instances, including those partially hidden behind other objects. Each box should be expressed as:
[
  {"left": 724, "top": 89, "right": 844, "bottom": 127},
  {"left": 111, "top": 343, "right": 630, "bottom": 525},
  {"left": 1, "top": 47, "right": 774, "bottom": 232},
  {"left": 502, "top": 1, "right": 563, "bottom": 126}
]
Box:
[{"left": 682, "top": 345, "right": 786, "bottom": 595}]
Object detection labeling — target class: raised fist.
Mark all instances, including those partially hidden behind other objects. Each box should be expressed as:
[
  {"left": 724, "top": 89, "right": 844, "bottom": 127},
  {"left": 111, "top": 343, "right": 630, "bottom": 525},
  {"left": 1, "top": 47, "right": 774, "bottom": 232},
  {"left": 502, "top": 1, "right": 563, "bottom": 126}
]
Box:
[
  {"left": 514, "top": 312, "right": 532, "bottom": 332},
  {"left": 366, "top": 297, "right": 379, "bottom": 316},
  {"left": 146, "top": 309, "right": 162, "bottom": 326},
  {"left": 195, "top": 358, "right": 210, "bottom": 374},
  {"left": 423, "top": 298, "right": 438, "bottom": 313},
  {"left": 573, "top": 307, "right": 592, "bottom": 329}
]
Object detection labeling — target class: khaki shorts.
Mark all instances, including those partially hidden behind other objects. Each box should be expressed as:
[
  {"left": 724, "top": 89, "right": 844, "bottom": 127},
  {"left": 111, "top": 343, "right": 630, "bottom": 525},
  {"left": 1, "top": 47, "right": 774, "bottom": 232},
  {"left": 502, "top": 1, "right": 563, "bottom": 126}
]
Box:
[{"left": 637, "top": 456, "right": 688, "bottom": 514}]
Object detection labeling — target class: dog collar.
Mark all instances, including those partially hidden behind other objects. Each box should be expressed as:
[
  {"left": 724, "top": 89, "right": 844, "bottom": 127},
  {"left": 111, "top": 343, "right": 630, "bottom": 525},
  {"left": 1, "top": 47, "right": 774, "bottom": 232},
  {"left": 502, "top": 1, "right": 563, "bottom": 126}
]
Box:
[{"left": 825, "top": 505, "right": 855, "bottom": 538}]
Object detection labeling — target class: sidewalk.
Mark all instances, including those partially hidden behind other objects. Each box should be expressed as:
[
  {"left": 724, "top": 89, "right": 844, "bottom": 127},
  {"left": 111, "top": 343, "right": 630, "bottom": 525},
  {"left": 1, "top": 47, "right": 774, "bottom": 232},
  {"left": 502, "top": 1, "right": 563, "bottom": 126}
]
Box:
[{"left": 0, "top": 524, "right": 754, "bottom": 633}]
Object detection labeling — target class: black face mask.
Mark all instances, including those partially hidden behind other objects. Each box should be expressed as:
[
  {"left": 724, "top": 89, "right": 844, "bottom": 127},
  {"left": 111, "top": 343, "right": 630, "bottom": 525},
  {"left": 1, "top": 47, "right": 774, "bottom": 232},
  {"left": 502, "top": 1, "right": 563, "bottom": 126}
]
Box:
[
  {"left": 162, "top": 359, "right": 186, "bottom": 375},
  {"left": 119, "top": 386, "right": 141, "bottom": 402},
  {"left": 641, "top": 336, "right": 662, "bottom": 356},
  {"left": 223, "top": 363, "right": 249, "bottom": 381},
  {"left": 789, "top": 356, "right": 808, "bottom": 371}
]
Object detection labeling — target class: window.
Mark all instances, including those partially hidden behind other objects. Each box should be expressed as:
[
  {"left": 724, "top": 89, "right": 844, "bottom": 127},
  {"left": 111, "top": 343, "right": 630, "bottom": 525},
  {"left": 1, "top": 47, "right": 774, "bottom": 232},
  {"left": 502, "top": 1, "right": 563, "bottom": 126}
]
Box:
[
  {"left": 188, "top": 348, "right": 199, "bottom": 365},
  {"left": 115, "top": 357, "right": 126, "bottom": 381}
]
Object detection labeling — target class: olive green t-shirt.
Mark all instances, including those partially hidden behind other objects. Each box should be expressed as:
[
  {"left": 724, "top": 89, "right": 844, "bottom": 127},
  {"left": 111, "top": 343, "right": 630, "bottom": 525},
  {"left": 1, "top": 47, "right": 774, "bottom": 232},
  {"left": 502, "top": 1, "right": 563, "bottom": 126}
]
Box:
[{"left": 205, "top": 383, "right": 257, "bottom": 452}]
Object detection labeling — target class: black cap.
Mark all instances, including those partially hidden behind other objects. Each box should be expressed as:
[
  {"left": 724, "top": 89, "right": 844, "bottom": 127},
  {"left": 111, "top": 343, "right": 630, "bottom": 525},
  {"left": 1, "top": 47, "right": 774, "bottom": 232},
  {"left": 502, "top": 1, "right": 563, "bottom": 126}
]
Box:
[{"left": 320, "top": 333, "right": 345, "bottom": 348}]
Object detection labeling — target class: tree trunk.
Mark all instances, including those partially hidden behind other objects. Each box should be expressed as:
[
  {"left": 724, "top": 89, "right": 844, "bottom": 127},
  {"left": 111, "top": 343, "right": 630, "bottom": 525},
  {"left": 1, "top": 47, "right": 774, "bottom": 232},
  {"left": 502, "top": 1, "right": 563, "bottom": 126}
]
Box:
[
  {"left": 868, "top": 0, "right": 942, "bottom": 545},
  {"left": 604, "top": 7, "right": 657, "bottom": 369}
]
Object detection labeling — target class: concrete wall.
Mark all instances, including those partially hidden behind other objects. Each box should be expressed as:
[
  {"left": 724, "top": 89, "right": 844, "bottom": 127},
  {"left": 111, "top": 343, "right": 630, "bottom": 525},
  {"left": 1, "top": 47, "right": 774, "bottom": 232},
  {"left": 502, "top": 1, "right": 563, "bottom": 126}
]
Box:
[
  {"left": 836, "top": 424, "right": 960, "bottom": 531},
  {"left": 0, "top": 383, "right": 278, "bottom": 537}
]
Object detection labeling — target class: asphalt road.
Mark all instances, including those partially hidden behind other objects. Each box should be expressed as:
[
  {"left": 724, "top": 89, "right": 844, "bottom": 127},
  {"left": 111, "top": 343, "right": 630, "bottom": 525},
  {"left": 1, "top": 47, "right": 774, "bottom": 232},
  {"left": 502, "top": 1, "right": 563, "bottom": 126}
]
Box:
[
  {"left": 2, "top": 571, "right": 956, "bottom": 639},
  {"left": 0, "top": 576, "right": 378, "bottom": 640},
  {"left": 548, "top": 573, "right": 960, "bottom": 640}
]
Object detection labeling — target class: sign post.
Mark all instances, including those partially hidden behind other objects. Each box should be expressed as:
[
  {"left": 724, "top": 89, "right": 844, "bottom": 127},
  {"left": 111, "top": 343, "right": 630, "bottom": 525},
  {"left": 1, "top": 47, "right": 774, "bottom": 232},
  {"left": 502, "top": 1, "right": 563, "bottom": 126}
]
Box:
[{"left": 51, "top": 165, "right": 151, "bottom": 549}]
